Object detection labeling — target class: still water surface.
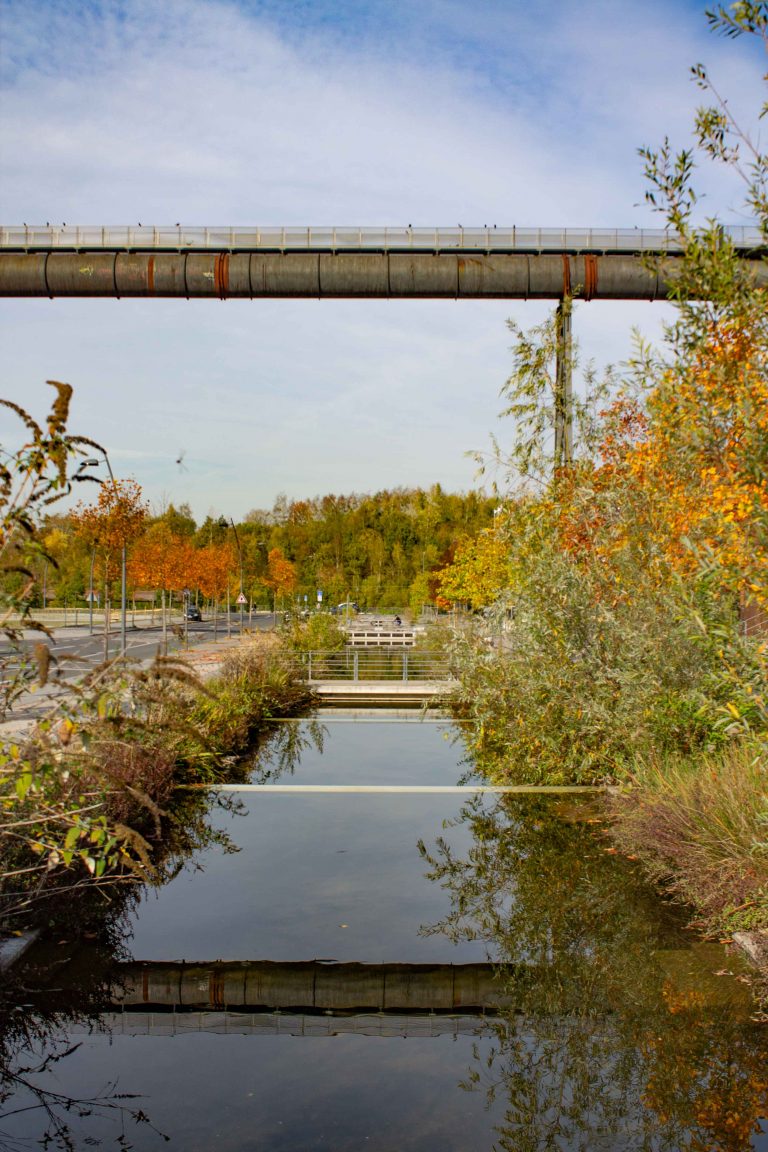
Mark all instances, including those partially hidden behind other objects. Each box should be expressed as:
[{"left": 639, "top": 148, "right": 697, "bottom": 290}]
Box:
[{"left": 3, "top": 711, "right": 768, "bottom": 1150}]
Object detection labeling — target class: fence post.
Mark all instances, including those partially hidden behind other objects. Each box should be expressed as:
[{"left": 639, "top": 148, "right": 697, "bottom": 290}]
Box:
[
  {"left": 308, "top": 652, "right": 313, "bottom": 681},
  {"left": 353, "top": 651, "right": 359, "bottom": 682},
  {"left": 403, "top": 651, "right": 409, "bottom": 682}
]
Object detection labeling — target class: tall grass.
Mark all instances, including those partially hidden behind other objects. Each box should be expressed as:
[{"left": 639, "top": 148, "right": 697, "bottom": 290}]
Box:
[{"left": 610, "top": 740, "right": 768, "bottom": 936}]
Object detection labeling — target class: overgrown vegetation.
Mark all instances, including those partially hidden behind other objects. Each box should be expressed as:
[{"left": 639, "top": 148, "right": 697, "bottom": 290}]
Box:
[
  {"left": 0, "top": 391, "right": 313, "bottom": 929},
  {"left": 440, "top": 4, "right": 768, "bottom": 953}
]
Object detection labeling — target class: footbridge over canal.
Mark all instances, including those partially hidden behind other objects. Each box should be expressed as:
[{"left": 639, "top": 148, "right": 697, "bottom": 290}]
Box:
[{"left": 299, "top": 648, "right": 455, "bottom": 704}]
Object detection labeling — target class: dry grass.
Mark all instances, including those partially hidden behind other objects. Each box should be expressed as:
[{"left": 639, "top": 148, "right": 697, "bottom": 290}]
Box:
[{"left": 610, "top": 738, "right": 768, "bottom": 936}]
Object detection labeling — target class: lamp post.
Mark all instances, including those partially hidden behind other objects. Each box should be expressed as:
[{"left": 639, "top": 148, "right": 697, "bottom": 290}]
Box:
[
  {"left": 230, "top": 518, "right": 245, "bottom": 635},
  {"left": 83, "top": 452, "right": 127, "bottom": 657}
]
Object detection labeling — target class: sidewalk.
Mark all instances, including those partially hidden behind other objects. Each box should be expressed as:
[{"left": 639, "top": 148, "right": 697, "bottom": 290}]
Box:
[{"left": 0, "top": 631, "right": 258, "bottom": 740}]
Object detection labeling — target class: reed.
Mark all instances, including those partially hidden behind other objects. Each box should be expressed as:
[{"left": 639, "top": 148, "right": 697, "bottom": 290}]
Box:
[{"left": 610, "top": 739, "right": 768, "bottom": 936}]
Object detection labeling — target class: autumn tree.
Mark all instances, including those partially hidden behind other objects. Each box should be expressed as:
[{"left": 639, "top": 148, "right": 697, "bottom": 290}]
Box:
[
  {"left": 435, "top": 527, "right": 514, "bottom": 611},
  {"left": 128, "top": 525, "right": 197, "bottom": 648},
  {"left": 194, "top": 540, "right": 235, "bottom": 638},
  {"left": 71, "top": 478, "right": 147, "bottom": 647},
  {"left": 262, "top": 547, "right": 297, "bottom": 610}
]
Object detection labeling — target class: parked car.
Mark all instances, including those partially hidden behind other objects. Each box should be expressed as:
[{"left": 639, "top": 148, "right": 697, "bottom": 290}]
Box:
[
  {"left": 185, "top": 605, "right": 202, "bottom": 621},
  {"left": 331, "top": 601, "right": 359, "bottom": 615}
]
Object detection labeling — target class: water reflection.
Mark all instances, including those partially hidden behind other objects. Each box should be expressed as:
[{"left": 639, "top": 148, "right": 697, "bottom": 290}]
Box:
[
  {"left": 0, "top": 768, "right": 257, "bottom": 1150},
  {"left": 0, "top": 933, "right": 170, "bottom": 1151},
  {"left": 419, "top": 793, "right": 768, "bottom": 1151},
  {"left": 246, "top": 718, "right": 327, "bottom": 783},
  {"left": 2, "top": 721, "right": 767, "bottom": 1151}
]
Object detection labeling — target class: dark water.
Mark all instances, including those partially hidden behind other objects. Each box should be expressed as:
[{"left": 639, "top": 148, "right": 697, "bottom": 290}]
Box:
[{"left": 2, "top": 711, "right": 767, "bottom": 1151}]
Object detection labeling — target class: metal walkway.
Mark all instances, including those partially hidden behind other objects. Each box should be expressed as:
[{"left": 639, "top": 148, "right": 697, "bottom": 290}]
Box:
[{"left": 1, "top": 223, "right": 763, "bottom": 253}]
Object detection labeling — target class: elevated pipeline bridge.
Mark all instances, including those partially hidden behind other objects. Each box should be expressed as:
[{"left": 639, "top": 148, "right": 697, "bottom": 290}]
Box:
[
  {"left": 4, "top": 223, "right": 764, "bottom": 464},
  {"left": 1, "top": 223, "right": 765, "bottom": 301}
]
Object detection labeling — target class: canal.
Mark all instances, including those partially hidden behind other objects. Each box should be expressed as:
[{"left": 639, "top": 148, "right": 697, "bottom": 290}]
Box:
[{"left": 2, "top": 709, "right": 768, "bottom": 1150}]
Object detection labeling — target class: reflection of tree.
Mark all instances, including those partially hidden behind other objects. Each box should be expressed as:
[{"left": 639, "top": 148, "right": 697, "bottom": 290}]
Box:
[
  {"left": 0, "top": 717, "right": 321, "bottom": 1149},
  {"left": 0, "top": 740, "right": 264, "bottom": 1149},
  {"left": 0, "top": 921, "right": 170, "bottom": 1150},
  {"left": 246, "top": 719, "right": 326, "bottom": 784},
  {"left": 419, "top": 795, "right": 768, "bottom": 1151}
]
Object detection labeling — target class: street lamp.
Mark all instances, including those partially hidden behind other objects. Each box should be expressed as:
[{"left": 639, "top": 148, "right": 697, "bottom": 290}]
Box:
[
  {"left": 83, "top": 452, "right": 127, "bottom": 657},
  {"left": 230, "top": 519, "right": 245, "bottom": 635}
]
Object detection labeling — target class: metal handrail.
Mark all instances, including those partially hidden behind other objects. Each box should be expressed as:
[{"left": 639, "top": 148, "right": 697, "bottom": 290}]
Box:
[
  {"left": 0, "top": 224, "right": 764, "bottom": 253},
  {"left": 300, "top": 649, "right": 451, "bottom": 682}
]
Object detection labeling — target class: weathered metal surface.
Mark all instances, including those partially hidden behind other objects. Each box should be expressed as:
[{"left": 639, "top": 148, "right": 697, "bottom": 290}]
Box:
[
  {"left": 457, "top": 253, "right": 530, "bottom": 297},
  {"left": 319, "top": 252, "right": 389, "bottom": 296},
  {"left": 389, "top": 253, "right": 458, "bottom": 296},
  {"left": 0, "top": 249, "right": 765, "bottom": 299},
  {"left": 44, "top": 252, "right": 117, "bottom": 296},
  {"left": 0, "top": 252, "right": 47, "bottom": 295},
  {"left": 249, "top": 252, "right": 320, "bottom": 295}
]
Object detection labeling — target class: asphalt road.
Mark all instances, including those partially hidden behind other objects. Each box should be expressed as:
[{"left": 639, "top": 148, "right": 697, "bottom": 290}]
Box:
[
  {"left": 0, "top": 615, "right": 281, "bottom": 725},
  {"left": 0, "top": 613, "right": 280, "bottom": 669}
]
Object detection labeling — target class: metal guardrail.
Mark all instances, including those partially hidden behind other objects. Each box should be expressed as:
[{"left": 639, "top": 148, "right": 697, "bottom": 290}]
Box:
[
  {"left": 302, "top": 649, "right": 451, "bottom": 682},
  {"left": 346, "top": 630, "right": 416, "bottom": 647},
  {"left": 1, "top": 224, "right": 764, "bottom": 253}
]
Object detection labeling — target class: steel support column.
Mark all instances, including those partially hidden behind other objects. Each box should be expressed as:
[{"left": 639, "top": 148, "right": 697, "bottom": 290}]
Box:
[{"left": 554, "top": 297, "right": 573, "bottom": 468}]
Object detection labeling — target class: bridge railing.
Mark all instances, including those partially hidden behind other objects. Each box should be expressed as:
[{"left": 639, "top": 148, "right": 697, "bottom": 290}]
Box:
[
  {"left": 300, "top": 649, "right": 451, "bottom": 682},
  {"left": 1, "top": 224, "right": 764, "bottom": 253}
]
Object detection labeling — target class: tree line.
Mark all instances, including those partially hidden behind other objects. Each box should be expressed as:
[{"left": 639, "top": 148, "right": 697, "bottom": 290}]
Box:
[{"left": 25, "top": 484, "right": 496, "bottom": 614}]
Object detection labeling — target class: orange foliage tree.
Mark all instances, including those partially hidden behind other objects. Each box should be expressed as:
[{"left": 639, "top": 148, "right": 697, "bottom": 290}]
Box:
[
  {"left": 261, "top": 547, "right": 297, "bottom": 609},
  {"left": 194, "top": 541, "right": 235, "bottom": 636},
  {"left": 71, "top": 478, "right": 148, "bottom": 595}
]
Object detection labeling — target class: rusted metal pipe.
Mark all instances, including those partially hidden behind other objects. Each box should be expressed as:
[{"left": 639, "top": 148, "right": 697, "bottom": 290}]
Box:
[{"left": 5, "top": 249, "right": 765, "bottom": 300}]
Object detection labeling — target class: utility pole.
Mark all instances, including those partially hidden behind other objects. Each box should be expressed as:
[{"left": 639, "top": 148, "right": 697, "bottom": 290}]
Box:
[{"left": 554, "top": 296, "right": 573, "bottom": 469}]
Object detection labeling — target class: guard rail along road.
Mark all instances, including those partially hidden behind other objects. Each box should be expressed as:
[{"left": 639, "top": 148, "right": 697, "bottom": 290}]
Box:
[{"left": 1, "top": 224, "right": 765, "bottom": 300}]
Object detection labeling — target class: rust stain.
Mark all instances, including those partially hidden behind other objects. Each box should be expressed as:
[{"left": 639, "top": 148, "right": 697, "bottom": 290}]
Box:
[
  {"left": 562, "top": 254, "right": 571, "bottom": 297},
  {"left": 147, "top": 255, "right": 155, "bottom": 295},
  {"left": 209, "top": 971, "right": 224, "bottom": 1008},
  {"left": 584, "top": 254, "right": 598, "bottom": 300},
  {"left": 215, "top": 253, "right": 230, "bottom": 299}
]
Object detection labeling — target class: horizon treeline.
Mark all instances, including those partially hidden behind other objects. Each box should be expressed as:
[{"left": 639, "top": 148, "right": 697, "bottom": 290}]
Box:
[{"left": 31, "top": 484, "right": 496, "bottom": 612}]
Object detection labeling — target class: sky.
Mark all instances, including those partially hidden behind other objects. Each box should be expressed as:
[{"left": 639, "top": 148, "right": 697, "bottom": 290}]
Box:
[{"left": 0, "top": 0, "right": 765, "bottom": 522}]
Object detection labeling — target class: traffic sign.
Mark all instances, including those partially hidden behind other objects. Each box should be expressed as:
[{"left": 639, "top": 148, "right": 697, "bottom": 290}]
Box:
[{"left": 236, "top": 593, "right": 247, "bottom": 605}]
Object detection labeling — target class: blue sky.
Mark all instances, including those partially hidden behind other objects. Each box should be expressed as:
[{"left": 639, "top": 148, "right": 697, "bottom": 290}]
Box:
[{"left": 0, "top": 0, "right": 765, "bottom": 520}]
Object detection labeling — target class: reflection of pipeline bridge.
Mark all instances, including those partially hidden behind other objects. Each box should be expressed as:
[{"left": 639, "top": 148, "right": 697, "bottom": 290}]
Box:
[
  {"left": 3, "top": 223, "right": 765, "bottom": 462},
  {"left": 94, "top": 950, "right": 751, "bottom": 1039},
  {"left": 114, "top": 959, "right": 513, "bottom": 1012},
  {"left": 107, "top": 959, "right": 512, "bottom": 1039}
]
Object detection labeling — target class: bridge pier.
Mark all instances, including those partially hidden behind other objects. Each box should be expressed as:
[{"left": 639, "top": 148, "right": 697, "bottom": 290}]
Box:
[{"left": 555, "top": 296, "right": 573, "bottom": 468}]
